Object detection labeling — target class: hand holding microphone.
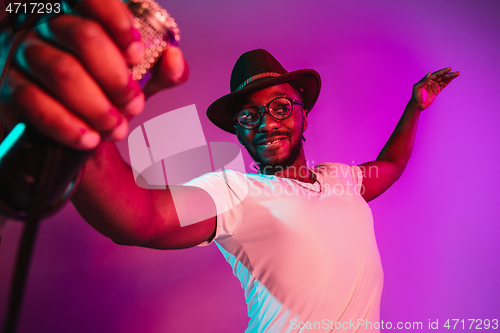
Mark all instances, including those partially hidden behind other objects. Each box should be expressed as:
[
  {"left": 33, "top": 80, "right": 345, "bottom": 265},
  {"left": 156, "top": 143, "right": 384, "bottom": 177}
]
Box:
[
  {"left": 0, "top": 3, "right": 189, "bottom": 330},
  {"left": 0, "top": 0, "right": 189, "bottom": 218}
]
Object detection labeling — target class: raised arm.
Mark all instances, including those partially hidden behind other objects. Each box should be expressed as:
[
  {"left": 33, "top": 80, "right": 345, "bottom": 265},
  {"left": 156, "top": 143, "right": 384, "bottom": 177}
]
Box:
[
  {"left": 0, "top": 0, "right": 215, "bottom": 248},
  {"left": 359, "top": 68, "right": 459, "bottom": 202}
]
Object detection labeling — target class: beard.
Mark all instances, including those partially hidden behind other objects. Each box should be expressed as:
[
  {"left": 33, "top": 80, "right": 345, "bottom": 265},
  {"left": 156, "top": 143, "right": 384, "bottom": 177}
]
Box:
[{"left": 248, "top": 133, "right": 304, "bottom": 174}]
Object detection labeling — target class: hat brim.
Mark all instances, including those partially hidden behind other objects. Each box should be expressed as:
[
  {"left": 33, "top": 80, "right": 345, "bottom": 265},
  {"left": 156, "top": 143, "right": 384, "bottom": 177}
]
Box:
[{"left": 207, "top": 69, "right": 321, "bottom": 134}]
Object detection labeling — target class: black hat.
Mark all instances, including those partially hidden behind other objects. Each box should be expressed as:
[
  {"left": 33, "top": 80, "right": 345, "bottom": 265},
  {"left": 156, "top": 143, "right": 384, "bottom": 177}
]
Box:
[{"left": 207, "top": 49, "right": 321, "bottom": 134}]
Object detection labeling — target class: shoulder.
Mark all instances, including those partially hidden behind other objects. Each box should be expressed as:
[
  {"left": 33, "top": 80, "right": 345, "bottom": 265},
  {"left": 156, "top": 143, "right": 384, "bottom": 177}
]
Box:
[
  {"left": 314, "top": 162, "right": 363, "bottom": 187},
  {"left": 314, "top": 162, "right": 357, "bottom": 177},
  {"left": 185, "top": 170, "right": 248, "bottom": 243},
  {"left": 184, "top": 169, "right": 250, "bottom": 199},
  {"left": 184, "top": 169, "right": 247, "bottom": 185}
]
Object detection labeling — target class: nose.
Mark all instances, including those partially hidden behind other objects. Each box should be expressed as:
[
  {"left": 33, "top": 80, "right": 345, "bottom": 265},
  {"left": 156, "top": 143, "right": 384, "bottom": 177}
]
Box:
[{"left": 257, "top": 108, "right": 280, "bottom": 132}]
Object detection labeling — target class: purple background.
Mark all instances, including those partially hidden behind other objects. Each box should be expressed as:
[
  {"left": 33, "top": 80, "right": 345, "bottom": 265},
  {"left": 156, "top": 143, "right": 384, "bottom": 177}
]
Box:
[{"left": 1, "top": 0, "right": 499, "bottom": 331}]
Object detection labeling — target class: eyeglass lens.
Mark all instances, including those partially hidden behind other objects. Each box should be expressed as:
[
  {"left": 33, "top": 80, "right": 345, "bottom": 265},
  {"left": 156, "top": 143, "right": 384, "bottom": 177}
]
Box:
[{"left": 238, "top": 97, "right": 293, "bottom": 129}]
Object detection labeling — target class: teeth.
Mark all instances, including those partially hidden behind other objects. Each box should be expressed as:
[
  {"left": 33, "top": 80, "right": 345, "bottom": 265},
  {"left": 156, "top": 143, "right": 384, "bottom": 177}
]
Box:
[{"left": 265, "top": 139, "right": 281, "bottom": 146}]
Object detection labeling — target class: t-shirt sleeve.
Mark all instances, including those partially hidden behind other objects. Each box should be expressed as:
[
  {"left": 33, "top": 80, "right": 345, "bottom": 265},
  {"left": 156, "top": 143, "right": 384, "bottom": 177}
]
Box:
[
  {"left": 314, "top": 162, "right": 364, "bottom": 195},
  {"left": 183, "top": 170, "right": 248, "bottom": 246}
]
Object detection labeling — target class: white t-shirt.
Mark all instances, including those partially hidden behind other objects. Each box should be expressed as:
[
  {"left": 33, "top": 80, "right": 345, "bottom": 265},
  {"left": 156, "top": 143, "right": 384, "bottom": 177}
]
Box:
[{"left": 185, "top": 163, "right": 383, "bottom": 332}]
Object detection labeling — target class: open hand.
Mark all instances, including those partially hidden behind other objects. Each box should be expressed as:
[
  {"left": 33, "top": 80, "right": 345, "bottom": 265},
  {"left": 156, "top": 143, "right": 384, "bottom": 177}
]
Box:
[{"left": 412, "top": 67, "right": 459, "bottom": 111}]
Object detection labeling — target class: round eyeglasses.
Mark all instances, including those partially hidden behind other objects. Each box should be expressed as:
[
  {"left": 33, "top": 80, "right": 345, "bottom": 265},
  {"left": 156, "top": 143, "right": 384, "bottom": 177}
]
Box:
[{"left": 234, "top": 97, "right": 304, "bottom": 130}]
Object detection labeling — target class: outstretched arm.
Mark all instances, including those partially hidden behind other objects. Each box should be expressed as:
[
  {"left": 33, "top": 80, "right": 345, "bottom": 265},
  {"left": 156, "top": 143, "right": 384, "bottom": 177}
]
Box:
[
  {"left": 359, "top": 68, "right": 460, "bottom": 202},
  {"left": 0, "top": 0, "right": 214, "bottom": 249},
  {"left": 72, "top": 141, "right": 216, "bottom": 249}
]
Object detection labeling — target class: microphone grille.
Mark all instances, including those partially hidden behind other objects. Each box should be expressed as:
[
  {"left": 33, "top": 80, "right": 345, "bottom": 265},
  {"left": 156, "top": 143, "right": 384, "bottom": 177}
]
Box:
[{"left": 126, "top": 0, "right": 180, "bottom": 81}]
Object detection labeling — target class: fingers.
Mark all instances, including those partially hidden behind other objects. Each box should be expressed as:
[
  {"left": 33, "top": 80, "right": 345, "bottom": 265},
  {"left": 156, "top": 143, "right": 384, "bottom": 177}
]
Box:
[
  {"left": 431, "top": 67, "right": 452, "bottom": 80},
  {"left": 438, "top": 71, "right": 460, "bottom": 81},
  {"left": 431, "top": 67, "right": 459, "bottom": 80},
  {"left": 415, "top": 67, "right": 459, "bottom": 91},
  {"left": 1, "top": 68, "right": 101, "bottom": 150},
  {"left": 414, "top": 72, "right": 431, "bottom": 89},
  {"left": 142, "top": 46, "right": 190, "bottom": 98},
  {"left": 423, "top": 72, "right": 431, "bottom": 82},
  {"left": 431, "top": 67, "right": 460, "bottom": 89},
  {"left": 74, "top": 0, "right": 144, "bottom": 65},
  {"left": 0, "top": 0, "right": 188, "bottom": 151},
  {"left": 1, "top": 7, "right": 145, "bottom": 150},
  {"left": 40, "top": 15, "right": 144, "bottom": 116},
  {"left": 16, "top": 36, "right": 129, "bottom": 139}
]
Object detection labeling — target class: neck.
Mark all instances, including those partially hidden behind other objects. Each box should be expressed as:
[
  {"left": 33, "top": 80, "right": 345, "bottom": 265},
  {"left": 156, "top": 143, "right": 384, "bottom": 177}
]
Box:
[{"left": 258, "top": 149, "right": 314, "bottom": 183}]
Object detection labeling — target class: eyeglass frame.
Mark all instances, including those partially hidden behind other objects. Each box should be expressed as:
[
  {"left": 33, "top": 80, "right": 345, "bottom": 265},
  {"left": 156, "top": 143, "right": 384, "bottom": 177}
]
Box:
[{"left": 233, "top": 96, "right": 304, "bottom": 130}]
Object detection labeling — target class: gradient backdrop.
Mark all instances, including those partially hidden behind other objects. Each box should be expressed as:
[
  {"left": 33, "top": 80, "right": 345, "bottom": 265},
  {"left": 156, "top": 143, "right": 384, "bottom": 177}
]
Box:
[{"left": 1, "top": 0, "right": 499, "bottom": 332}]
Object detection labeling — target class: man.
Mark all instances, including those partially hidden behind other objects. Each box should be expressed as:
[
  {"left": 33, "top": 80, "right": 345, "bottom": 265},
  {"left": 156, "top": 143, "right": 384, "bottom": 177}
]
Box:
[{"left": 0, "top": 0, "right": 459, "bottom": 331}]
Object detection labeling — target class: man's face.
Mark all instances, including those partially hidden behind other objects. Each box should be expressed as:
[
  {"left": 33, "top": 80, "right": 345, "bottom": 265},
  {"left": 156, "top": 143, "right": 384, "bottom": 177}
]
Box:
[{"left": 233, "top": 83, "right": 308, "bottom": 171}]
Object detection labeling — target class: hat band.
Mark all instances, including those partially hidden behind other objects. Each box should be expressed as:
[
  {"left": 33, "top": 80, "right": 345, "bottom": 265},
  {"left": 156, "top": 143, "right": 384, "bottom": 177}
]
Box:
[{"left": 236, "top": 72, "right": 281, "bottom": 91}]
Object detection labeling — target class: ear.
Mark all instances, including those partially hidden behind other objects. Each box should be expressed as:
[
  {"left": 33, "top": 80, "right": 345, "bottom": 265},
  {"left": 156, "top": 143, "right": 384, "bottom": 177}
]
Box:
[
  {"left": 302, "top": 109, "right": 309, "bottom": 133},
  {"left": 234, "top": 125, "right": 244, "bottom": 144}
]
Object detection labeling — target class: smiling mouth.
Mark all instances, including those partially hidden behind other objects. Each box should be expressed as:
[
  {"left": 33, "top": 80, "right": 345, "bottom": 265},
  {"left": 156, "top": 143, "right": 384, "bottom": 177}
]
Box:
[{"left": 258, "top": 137, "right": 285, "bottom": 148}]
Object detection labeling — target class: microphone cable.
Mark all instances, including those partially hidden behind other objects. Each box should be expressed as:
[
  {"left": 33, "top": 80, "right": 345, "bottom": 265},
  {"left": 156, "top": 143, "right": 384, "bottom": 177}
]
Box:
[{"left": 0, "top": 11, "right": 63, "bottom": 333}]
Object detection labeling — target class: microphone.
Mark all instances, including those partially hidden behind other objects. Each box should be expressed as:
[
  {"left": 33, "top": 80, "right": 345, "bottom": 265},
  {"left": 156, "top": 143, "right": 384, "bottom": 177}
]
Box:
[{"left": 0, "top": 0, "right": 180, "bottom": 220}]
